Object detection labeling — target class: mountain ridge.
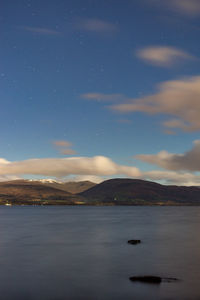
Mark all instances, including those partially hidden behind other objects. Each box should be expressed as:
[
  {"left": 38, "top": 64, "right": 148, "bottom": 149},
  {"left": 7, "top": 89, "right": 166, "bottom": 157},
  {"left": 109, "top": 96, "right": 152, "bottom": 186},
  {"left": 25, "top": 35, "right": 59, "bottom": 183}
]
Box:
[
  {"left": 1, "top": 178, "right": 200, "bottom": 205},
  {"left": 79, "top": 178, "right": 200, "bottom": 205},
  {"left": 0, "top": 180, "right": 85, "bottom": 205}
]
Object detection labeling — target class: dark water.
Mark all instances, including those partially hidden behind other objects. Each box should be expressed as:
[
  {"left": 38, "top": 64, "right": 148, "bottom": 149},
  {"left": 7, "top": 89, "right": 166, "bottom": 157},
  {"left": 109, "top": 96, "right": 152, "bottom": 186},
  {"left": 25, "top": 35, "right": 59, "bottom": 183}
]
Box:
[{"left": 0, "top": 206, "right": 200, "bottom": 300}]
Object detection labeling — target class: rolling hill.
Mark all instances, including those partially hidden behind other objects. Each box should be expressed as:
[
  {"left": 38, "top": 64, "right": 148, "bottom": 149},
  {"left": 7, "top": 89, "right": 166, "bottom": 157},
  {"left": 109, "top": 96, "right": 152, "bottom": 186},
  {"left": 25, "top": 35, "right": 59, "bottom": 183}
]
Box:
[
  {"left": 79, "top": 178, "right": 200, "bottom": 205},
  {"left": 1, "top": 178, "right": 200, "bottom": 205},
  {"left": 44, "top": 180, "right": 96, "bottom": 194},
  {"left": 0, "top": 180, "right": 84, "bottom": 205}
]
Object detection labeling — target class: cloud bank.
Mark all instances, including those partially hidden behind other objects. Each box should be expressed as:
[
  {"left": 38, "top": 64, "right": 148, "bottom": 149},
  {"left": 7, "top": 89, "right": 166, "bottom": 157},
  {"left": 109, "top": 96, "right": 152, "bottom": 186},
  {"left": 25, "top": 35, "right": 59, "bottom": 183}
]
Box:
[
  {"left": 136, "top": 46, "right": 193, "bottom": 67},
  {"left": 0, "top": 154, "right": 200, "bottom": 186},
  {"left": 0, "top": 156, "right": 140, "bottom": 178},
  {"left": 111, "top": 75, "right": 200, "bottom": 132},
  {"left": 136, "top": 140, "right": 200, "bottom": 172},
  {"left": 144, "top": 170, "right": 200, "bottom": 186}
]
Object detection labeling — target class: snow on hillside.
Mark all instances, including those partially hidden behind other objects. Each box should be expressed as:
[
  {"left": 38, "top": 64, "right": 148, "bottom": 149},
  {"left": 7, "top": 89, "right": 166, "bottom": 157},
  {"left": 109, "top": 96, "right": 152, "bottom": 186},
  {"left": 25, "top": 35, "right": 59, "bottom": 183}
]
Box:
[{"left": 28, "top": 179, "right": 63, "bottom": 184}]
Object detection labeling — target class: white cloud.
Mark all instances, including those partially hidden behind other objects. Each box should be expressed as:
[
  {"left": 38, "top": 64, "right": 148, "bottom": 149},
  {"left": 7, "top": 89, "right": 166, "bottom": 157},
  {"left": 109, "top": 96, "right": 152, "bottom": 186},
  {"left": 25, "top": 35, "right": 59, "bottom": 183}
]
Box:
[
  {"left": 1, "top": 155, "right": 200, "bottom": 186},
  {"left": 136, "top": 140, "right": 200, "bottom": 172},
  {"left": 111, "top": 75, "right": 200, "bottom": 132},
  {"left": 136, "top": 46, "right": 193, "bottom": 67},
  {"left": 76, "top": 18, "right": 117, "bottom": 33},
  {"left": 0, "top": 158, "right": 10, "bottom": 165},
  {"left": 0, "top": 175, "right": 21, "bottom": 182},
  {"left": 71, "top": 175, "right": 104, "bottom": 183},
  {"left": 0, "top": 156, "right": 141, "bottom": 178}
]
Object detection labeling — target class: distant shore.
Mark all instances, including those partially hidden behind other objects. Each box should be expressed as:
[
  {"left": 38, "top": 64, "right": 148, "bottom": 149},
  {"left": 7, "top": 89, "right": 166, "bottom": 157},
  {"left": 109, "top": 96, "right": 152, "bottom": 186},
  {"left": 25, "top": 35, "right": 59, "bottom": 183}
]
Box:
[
  {"left": 1, "top": 178, "right": 200, "bottom": 206},
  {"left": 2, "top": 201, "right": 200, "bottom": 206}
]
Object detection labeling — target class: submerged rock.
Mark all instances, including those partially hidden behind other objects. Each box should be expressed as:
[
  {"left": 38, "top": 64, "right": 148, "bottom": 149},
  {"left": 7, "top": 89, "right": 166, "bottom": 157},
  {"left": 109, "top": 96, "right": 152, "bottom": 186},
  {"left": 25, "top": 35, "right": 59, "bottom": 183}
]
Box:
[
  {"left": 129, "top": 276, "right": 178, "bottom": 284},
  {"left": 127, "top": 240, "right": 141, "bottom": 245}
]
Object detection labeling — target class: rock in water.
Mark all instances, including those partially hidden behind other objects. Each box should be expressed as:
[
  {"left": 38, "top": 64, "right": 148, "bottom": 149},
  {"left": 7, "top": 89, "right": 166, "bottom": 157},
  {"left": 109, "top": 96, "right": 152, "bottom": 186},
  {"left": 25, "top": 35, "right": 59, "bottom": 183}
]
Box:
[
  {"left": 129, "top": 276, "right": 162, "bottom": 284},
  {"left": 127, "top": 240, "right": 141, "bottom": 245},
  {"left": 129, "top": 276, "right": 178, "bottom": 284}
]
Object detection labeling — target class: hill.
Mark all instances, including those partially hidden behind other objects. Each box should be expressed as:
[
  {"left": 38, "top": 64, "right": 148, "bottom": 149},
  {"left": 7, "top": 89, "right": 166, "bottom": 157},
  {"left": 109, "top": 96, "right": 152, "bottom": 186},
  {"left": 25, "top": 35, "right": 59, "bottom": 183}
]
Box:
[
  {"left": 45, "top": 180, "right": 96, "bottom": 194},
  {"left": 79, "top": 178, "right": 200, "bottom": 205},
  {"left": 0, "top": 180, "right": 83, "bottom": 205},
  {"left": 27, "top": 179, "right": 96, "bottom": 194},
  {"left": 1, "top": 178, "right": 200, "bottom": 205}
]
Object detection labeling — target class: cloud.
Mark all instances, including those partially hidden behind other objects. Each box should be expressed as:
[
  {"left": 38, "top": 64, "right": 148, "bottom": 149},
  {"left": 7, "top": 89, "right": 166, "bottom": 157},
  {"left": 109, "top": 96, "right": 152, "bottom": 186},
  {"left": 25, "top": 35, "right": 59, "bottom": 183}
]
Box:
[
  {"left": 53, "top": 140, "right": 72, "bottom": 147},
  {"left": 136, "top": 140, "right": 200, "bottom": 172},
  {"left": 166, "top": 0, "right": 200, "bottom": 16},
  {"left": 81, "top": 93, "right": 125, "bottom": 102},
  {"left": 137, "top": 139, "right": 200, "bottom": 185},
  {"left": 0, "top": 175, "right": 21, "bottom": 182},
  {"left": 22, "top": 26, "right": 61, "bottom": 36},
  {"left": 71, "top": 175, "right": 103, "bottom": 183},
  {"left": 143, "top": 170, "right": 200, "bottom": 186},
  {"left": 136, "top": 46, "right": 194, "bottom": 67},
  {"left": 60, "top": 149, "right": 77, "bottom": 155},
  {"left": 76, "top": 18, "right": 117, "bottom": 33},
  {"left": 0, "top": 156, "right": 141, "bottom": 178},
  {"left": 150, "top": 0, "right": 200, "bottom": 16},
  {"left": 0, "top": 158, "right": 10, "bottom": 165},
  {"left": 52, "top": 140, "right": 77, "bottom": 156},
  {"left": 110, "top": 75, "right": 200, "bottom": 132},
  {"left": 1, "top": 155, "right": 200, "bottom": 186}
]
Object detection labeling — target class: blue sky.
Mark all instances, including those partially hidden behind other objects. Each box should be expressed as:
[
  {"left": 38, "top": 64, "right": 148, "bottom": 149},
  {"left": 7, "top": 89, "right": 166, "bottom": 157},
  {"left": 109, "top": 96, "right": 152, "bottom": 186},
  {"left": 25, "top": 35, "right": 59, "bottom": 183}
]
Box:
[{"left": 1, "top": 0, "right": 200, "bottom": 184}]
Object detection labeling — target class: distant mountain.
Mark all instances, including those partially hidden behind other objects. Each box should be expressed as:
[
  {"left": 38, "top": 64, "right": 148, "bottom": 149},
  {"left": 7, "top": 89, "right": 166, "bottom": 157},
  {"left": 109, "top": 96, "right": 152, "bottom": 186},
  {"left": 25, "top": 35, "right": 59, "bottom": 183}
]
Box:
[
  {"left": 28, "top": 179, "right": 96, "bottom": 194},
  {"left": 29, "top": 179, "right": 61, "bottom": 184},
  {"left": 57, "top": 181, "right": 96, "bottom": 194},
  {"left": 0, "top": 180, "right": 83, "bottom": 205},
  {"left": 1, "top": 178, "right": 200, "bottom": 205},
  {"left": 79, "top": 178, "right": 200, "bottom": 205}
]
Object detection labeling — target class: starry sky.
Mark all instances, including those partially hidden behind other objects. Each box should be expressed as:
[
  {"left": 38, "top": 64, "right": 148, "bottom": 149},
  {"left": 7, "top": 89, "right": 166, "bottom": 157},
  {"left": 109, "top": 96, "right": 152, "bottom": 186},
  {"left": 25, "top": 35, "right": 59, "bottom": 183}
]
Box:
[{"left": 1, "top": 0, "right": 200, "bottom": 185}]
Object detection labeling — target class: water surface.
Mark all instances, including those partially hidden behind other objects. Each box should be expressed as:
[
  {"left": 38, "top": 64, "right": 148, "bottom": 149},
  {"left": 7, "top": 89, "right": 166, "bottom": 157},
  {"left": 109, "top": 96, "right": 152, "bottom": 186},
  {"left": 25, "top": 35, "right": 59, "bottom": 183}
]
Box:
[{"left": 0, "top": 206, "right": 200, "bottom": 300}]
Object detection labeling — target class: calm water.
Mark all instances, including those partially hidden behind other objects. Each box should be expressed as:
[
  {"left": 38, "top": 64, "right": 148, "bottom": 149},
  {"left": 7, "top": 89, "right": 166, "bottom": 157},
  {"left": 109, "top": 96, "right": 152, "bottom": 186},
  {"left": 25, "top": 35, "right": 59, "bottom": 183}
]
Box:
[{"left": 0, "top": 206, "right": 200, "bottom": 300}]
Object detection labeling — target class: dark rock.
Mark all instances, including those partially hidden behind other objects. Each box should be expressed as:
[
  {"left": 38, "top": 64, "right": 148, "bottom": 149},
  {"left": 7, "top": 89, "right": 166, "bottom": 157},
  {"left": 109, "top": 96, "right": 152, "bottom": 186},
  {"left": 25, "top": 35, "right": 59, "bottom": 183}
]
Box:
[
  {"left": 127, "top": 240, "right": 141, "bottom": 245},
  {"left": 129, "top": 276, "right": 178, "bottom": 284},
  {"left": 129, "top": 276, "right": 162, "bottom": 284}
]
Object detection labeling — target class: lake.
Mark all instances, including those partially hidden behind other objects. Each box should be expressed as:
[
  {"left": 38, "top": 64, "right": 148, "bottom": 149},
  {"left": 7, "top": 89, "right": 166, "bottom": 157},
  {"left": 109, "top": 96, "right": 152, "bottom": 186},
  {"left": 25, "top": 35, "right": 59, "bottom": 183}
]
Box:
[{"left": 0, "top": 206, "right": 200, "bottom": 300}]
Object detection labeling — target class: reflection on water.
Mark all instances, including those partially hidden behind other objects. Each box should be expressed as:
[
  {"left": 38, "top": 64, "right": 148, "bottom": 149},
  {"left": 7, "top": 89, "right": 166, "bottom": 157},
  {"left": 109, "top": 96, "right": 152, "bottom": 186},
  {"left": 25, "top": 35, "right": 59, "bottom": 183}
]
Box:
[{"left": 0, "top": 206, "right": 200, "bottom": 299}]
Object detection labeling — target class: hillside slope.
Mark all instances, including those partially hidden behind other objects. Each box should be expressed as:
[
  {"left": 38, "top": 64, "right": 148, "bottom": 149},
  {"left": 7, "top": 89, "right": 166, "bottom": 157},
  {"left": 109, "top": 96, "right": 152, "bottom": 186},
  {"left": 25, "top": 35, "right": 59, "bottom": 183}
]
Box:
[
  {"left": 0, "top": 180, "right": 83, "bottom": 205},
  {"left": 45, "top": 181, "right": 96, "bottom": 194},
  {"left": 80, "top": 178, "right": 200, "bottom": 205}
]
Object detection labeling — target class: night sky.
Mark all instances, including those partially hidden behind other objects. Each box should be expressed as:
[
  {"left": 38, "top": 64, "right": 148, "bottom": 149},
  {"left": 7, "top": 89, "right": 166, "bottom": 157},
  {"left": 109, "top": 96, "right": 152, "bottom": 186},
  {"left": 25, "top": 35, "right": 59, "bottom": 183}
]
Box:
[{"left": 1, "top": 0, "right": 200, "bottom": 185}]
